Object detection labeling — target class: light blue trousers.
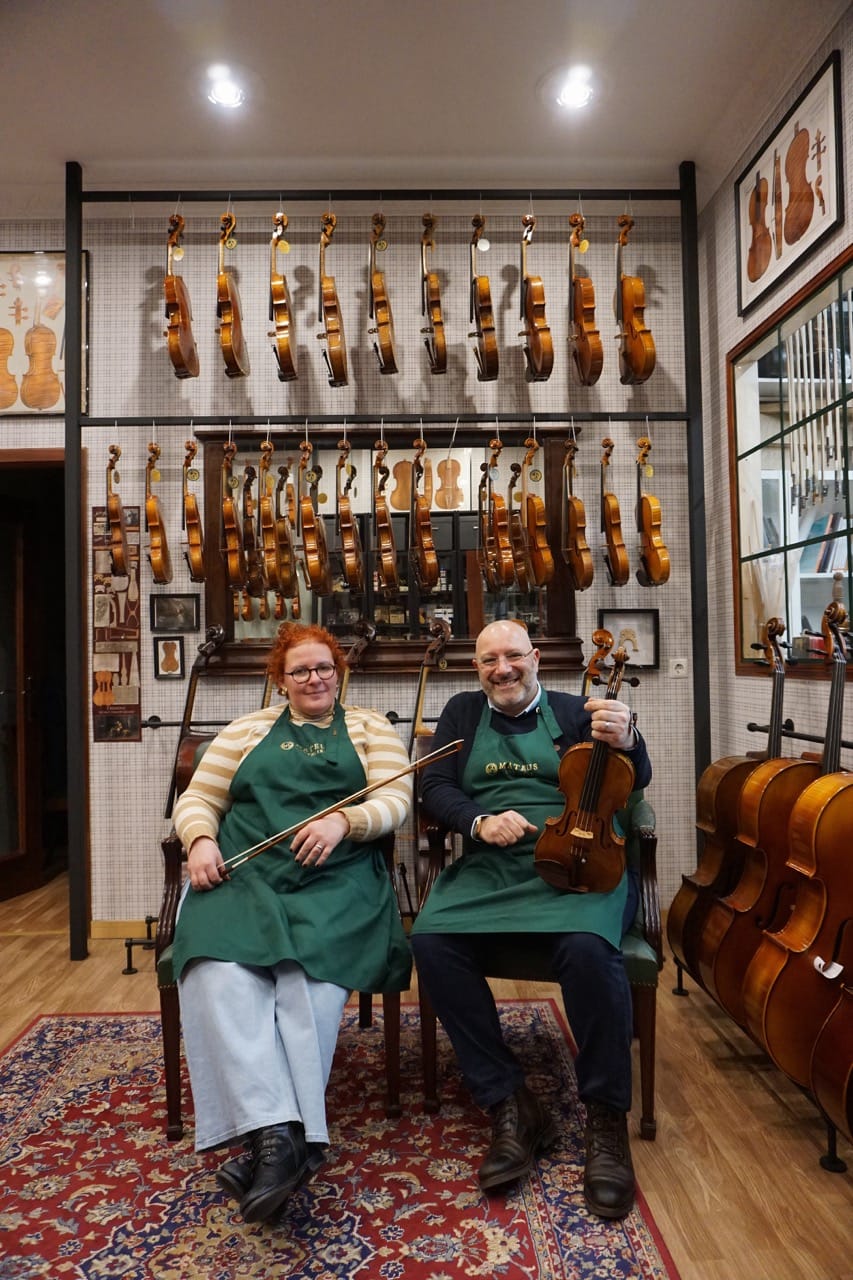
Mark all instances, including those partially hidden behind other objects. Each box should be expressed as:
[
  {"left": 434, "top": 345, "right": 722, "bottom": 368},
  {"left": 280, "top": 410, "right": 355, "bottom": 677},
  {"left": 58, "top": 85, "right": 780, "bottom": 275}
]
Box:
[{"left": 178, "top": 957, "right": 348, "bottom": 1152}]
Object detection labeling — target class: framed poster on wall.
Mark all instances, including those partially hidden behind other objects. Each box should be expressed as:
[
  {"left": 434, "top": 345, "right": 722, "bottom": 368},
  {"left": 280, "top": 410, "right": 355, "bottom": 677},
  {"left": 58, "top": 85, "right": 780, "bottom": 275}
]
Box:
[{"left": 0, "top": 250, "right": 88, "bottom": 414}]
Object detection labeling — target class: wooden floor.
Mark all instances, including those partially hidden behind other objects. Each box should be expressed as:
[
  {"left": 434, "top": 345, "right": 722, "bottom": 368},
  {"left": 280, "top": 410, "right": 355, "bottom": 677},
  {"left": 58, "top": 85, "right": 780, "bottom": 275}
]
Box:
[{"left": 2, "top": 875, "right": 851, "bottom": 1280}]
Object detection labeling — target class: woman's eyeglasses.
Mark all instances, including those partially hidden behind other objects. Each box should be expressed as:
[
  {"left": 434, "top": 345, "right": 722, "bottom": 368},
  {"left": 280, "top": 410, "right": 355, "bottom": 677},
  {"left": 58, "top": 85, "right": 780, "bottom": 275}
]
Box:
[{"left": 283, "top": 663, "right": 338, "bottom": 683}]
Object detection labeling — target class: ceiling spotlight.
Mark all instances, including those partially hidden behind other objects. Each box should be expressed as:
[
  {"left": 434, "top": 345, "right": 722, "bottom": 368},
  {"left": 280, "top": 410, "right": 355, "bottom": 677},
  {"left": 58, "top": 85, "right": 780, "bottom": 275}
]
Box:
[
  {"left": 207, "top": 64, "right": 246, "bottom": 109},
  {"left": 555, "top": 65, "right": 593, "bottom": 110}
]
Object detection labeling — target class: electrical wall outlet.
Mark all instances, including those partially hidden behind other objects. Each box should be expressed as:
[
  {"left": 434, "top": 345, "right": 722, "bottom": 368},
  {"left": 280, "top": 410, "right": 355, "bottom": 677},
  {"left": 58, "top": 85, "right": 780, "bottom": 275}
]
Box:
[{"left": 669, "top": 657, "right": 689, "bottom": 678}]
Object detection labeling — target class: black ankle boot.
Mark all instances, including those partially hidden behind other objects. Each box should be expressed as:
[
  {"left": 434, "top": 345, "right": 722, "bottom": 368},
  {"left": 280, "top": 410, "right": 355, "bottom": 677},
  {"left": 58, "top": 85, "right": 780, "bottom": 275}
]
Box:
[
  {"left": 240, "top": 1123, "right": 310, "bottom": 1223},
  {"left": 216, "top": 1140, "right": 253, "bottom": 1201},
  {"left": 478, "top": 1084, "right": 558, "bottom": 1191},
  {"left": 583, "top": 1102, "right": 635, "bottom": 1219}
]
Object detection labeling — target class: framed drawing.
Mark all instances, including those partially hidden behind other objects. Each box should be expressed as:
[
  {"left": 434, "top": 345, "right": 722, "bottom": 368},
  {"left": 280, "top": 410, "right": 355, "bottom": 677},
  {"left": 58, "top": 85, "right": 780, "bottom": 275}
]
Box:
[
  {"left": 735, "top": 50, "right": 843, "bottom": 316},
  {"left": 153, "top": 635, "right": 185, "bottom": 680},
  {"left": 597, "top": 608, "right": 660, "bottom": 670},
  {"left": 0, "top": 250, "right": 88, "bottom": 414},
  {"left": 149, "top": 593, "right": 200, "bottom": 633}
]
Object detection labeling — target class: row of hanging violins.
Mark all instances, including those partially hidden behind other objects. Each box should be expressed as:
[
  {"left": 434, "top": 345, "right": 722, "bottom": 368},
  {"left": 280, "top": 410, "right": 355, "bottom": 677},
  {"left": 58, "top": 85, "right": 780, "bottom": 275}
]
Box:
[
  {"left": 104, "top": 429, "right": 670, "bottom": 616},
  {"left": 163, "top": 210, "right": 656, "bottom": 388},
  {"left": 667, "top": 607, "right": 853, "bottom": 1145}
]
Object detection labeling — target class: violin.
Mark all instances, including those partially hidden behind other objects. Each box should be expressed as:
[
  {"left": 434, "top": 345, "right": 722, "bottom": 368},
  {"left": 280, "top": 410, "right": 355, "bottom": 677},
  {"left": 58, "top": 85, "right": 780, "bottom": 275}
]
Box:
[
  {"left": 746, "top": 170, "right": 772, "bottom": 284},
  {"left": 635, "top": 436, "right": 670, "bottom": 586},
  {"left": 20, "top": 296, "right": 62, "bottom": 410},
  {"left": 163, "top": 214, "right": 199, "bottom": 379},
  {"left": 477, "top": 462, "right": 501, "bottom": 592},
  {"left": 258, "top": 441, "right": 283, "bottom": 593},
  {"left": 106, "top": 444, "right": 129, "bottom": 578},
  {"left": 484, "top": 439, "right": 515, "bottom": 590},
  {"left": 336, "top": 439, "right": 365, "bottom": 593},
  {"left": 783, "top": 120, "right": 814, "bottom": 247},
  {"left": 469, "top": 214, "right": 498, "bottom": 381},
  {"left": 298, "top": 440, "right": 333, "bottom": 596},
  {"left": 268, "top": 212, "right": 297, "bottom": 381},
  {"left": 317, "top": 213, "right": 348, "bottom": 386},
  {"left": 368, "top": 212, "right": 398, "bottom": 375},
  {"left": 519, "top": 214, "right": 553, "bottom": 382},
  {"left": 420, "top": 213, "right": 446, "bottom": 374},
  {"left": 241, "top": 465, "right": 267, "bottom": 604},
  {"left": 436, "top": 456, "right": 464, "bottom": 510},
  {"left": 615, "top": 215, "right": 655, "bottom": 385},
  {"left": 410, "top": 437, "right": 439, "bottom": 593},
  {"left": 216, "top": 213, "right": 250, "bottom": 378},
  {"left": 339, "top": 619, "right": 377, "bottom": 704},
  {"left": 561, "top": 437, "right": 593, "bottom": 591},
  {"left": 521, "top": 436, "right": 554, "bottom": 586},
  {"left": 507, "top": 462, "right": 532, "bottom": 593},
  {"left": 742, "top": 604, "right": 853, "bottom": 1086},
  {"left": 694, "top": 620, "right": 821, "bottom": 1024},
  {"left": 220, "top": 442, "right": 247, "bottom": 592},
  {"left": 373, "top": 438, "right": 399, "bottom": 593},
  {"left": 273, "top": 465, "right": 298, "bottom": 598},
  {"left": 145, "top": 442, "right": 173, "bottom": 584},
  {"left": 599, "top": 438, "right": 629, "bottom": 586},
  {"left": 534, "top": 635, "right": 636, "bottom": 893},
  {"left": 568, "top": 212, "right": 603, "bottom": 385},
  {"left": 0, "top": 327, "right": 16, "bottom": 409},
  {"left": 182, "top": 440, "right": 205, "bottom": 583}
]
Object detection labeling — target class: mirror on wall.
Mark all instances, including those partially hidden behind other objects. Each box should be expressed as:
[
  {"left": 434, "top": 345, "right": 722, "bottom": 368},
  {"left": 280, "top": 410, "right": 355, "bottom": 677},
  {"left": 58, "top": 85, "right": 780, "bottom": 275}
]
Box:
[{"left": 728, "top": 244, "right": 853, "bottom": 671}]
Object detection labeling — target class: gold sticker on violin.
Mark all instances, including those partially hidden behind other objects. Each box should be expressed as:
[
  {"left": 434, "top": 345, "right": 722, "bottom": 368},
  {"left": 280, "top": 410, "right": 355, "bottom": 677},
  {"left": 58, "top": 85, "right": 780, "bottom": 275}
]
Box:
[
  {"left": 173, "top": 246, "right": 184, "bottom": 261},
  {"left": 225, "top": 236, "right": 237, "bottom": 250},
  {"left": 579, "top": 238, "right": 589, "bottom": 253},
  {"left": 228, "top": 475, "right": 239, "bottom": 490},
  {"left": 645, "top": 465, "right": 654, "bottom": 478},
  {"left": 306, "top": 469, "right": 318, "bottom": 484},
  {"left": 150, "top": 468, "right": 161, "bottom": 482},
  {"left": 318, "top": 491, "right": 328, "bottom": 505},
  {"left": 376, "top": 239, "right": 387, "bottom": 252},
  {"left": 530, "top": 468, "right": 543, "bottom": 483},
  {"left": 277, "top": 239, "right": 291, "bottom": 254},
  {"left": 187, "top": 467, "right": 200, "bottom": 481}
]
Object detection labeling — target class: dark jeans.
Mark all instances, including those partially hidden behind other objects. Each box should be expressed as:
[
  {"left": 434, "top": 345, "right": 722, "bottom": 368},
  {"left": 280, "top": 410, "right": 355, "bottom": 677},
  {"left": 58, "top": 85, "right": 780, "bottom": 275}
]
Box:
[{"left": 411, "top": 928, "right": 633, "bottom": 1113}]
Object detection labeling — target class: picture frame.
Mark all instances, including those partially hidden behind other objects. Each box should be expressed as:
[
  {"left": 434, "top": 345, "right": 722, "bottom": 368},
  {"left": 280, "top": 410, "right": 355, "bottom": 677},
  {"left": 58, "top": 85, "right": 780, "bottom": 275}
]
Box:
[
  {"left": 149, "top": 593, "right": 200, "bottom": 633},
  {"left": 735, "top": 50, "right": 843, "bottom": 316},
  {"left": 153, "top": 635, "right": 186, "bottom": 680},
  {"left": 0, "top": 249, "right": 88, "bottom": 415},
  {"left": 597, "top": 608, "right": 660, "bottom": 670}
]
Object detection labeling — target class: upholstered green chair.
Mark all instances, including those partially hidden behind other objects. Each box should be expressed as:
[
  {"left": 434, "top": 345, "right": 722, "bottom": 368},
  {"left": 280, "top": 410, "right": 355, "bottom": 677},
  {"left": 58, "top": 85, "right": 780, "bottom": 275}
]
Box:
[
  {"left": 154, "top": 738, "right": 405, "bottom": 1141},
  {"left": 414, "top": 767, "right": 663, "bottom": 1140}
]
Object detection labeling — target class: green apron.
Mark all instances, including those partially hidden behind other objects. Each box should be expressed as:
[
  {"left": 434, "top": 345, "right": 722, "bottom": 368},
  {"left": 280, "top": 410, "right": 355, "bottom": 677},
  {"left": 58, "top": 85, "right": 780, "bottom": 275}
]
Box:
[
  {"left": 412, "top": 691, "right": 627, "bottom": 946},
  {"left": 172, "top": 702, "right": 411, "bottom": 992}
]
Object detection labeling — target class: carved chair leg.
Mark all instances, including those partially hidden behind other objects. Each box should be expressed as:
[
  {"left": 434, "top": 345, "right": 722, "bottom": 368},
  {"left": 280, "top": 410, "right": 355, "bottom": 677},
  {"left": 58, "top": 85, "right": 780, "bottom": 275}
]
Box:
[
  {"left": 381, "top": 991, "right": 402, "bottom": 1118},
  {"left": 632, "top": 982, "right": 657, "bottom": 1140},
  {"left": 159, "top": 984, "right": 184, "bottom": 1142},
  {"left": 419, "top": 985, "right": 440, "bottom": 1113}
]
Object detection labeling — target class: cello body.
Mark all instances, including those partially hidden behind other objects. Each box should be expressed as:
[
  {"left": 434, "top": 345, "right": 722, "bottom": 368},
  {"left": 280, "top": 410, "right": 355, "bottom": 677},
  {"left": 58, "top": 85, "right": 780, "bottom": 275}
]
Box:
[{"left": 810, "top": 983, "right": 853, "bottom": 1143}]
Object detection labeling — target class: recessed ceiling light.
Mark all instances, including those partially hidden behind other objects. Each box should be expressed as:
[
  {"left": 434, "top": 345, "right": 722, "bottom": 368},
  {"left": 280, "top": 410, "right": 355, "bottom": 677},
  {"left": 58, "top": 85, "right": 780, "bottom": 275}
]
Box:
[
  {"left": 555, "top": 65, "right": 594, "bottom": 110},
  {"left": 206, "top": 63, "right": 246, "bottom": 109}
]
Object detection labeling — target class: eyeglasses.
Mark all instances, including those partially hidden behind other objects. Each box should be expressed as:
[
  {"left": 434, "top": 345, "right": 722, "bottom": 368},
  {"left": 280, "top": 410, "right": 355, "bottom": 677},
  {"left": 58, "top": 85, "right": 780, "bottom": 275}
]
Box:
[
  {"left": 474, "top": 649, "right": 535, "bottom": 671},
  {"left": 283, "top": 663, "right": 338, "bottom": 683}
]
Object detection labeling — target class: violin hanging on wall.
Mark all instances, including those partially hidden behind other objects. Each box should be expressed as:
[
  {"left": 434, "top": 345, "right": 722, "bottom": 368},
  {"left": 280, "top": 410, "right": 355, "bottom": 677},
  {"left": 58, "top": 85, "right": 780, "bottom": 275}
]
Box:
[
  {"left": 373, "top": 438, "right": 399, "bottom": 594},
  {"left": 599, "top": 437, "right": 630, "bottom": 586},
  {"left": 182, "top": 440, "right": 205, "bottom": 583},
  {"left": 298, "top": 439, "right": 333, "bottom": 597},
  {"left": 163, "top": 214, "right": 199, "bottom": 379},
  {"left": 216, "top": 212, "right": 250, "bottom": 379},
  {"left": 568, "top": 212, "right": 603, "bottom": 386},
  {"left": 368, "top": 213, "right": 398, "bottom": 375},
  {"left": 521, "top": 435, "right": 554, "bottom": 587},
  {"left": 106, "top": 443, "right": 129, "bottom": 578},
  {"left": 317, "top": 213, "right": 348, "bottom": 386},
  {"left": 420, "top": 213, "right": 446, "bottom": 374},
  {"left": 268, "top": 212, "right": 297, "bottom": 381},
  {"left": 336, "top": 438, "right": 365, "bottom": 594},
  {"left": 145, "top": 441, "right": 173, "bottom": 585},
  {"left": 220, "top": 441, "right": 247, "bottom": 596},
  {"left": 519, "top": 214, "right": 553, "bottom": 382},
  {"left": 507, "top": 462, "right": 532, "bottom": 593},
  {"left": 561, "top": 436, "right": 593, "bottom": 591},
  {"left": 469, "top": 214, "right": 498, "bottom": 382},
  {"left": 635, "top": 435, "right": 670, "bottom": 585},
  {"left": 615, "top": 214, "right": 655, "bottom": 385},
  {"left": 410, "top": 437, "right": 439, "bottom": 593}
]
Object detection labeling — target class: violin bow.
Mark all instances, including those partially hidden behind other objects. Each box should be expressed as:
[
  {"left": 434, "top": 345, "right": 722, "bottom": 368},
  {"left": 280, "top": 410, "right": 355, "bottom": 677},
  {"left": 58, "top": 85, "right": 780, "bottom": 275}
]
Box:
[{"left": 217, "top": 738, "right": 464, "bottom": 875}]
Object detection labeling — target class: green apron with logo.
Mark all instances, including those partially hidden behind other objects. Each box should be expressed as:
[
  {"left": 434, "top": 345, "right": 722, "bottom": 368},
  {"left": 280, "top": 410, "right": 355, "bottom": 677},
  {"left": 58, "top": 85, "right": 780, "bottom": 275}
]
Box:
[
  {"left": 412, "top": 691, "right": 627, "bottom": 946},
  {"left": 173, "top": 702, "right": 411, "bottom": 992}
]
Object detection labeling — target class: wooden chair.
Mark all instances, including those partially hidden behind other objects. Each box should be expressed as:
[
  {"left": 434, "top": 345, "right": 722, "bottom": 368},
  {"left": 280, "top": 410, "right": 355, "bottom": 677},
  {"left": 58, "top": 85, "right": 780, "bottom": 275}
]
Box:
[
  {"left": 413, "top": 740, "right": 663, "bottom": 1140},
  {"left": 154, "top": 738, "right": 405, "bottom": 1141}
]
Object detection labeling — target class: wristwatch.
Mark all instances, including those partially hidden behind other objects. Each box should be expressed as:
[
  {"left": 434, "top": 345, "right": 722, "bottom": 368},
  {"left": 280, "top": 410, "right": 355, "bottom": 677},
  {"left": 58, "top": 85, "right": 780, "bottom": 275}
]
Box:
[{"left": 471, "top": 815, "right": 487, "bottom": 840}]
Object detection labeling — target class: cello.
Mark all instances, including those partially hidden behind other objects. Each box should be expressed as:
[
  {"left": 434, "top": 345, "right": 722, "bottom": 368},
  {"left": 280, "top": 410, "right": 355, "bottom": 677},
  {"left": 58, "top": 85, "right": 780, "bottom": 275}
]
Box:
[
  {"left": 521, "top": 435, "right": 554, "bottom": 587},
  {"left": 599, "top": 438, "right": 630, "bottom": 586},
  {"left": 519, "top": 214, "right": 553, "bottom": 381},
  {"left": 145, "top": 442, "right": 173, "bottom": 585},
  {"left": 317, "top": 212, "right": 348, "bottom": 386},
  {"left": 106, "top": 444, "right": 129, "bottom": 578},
  {"left": 373, "top": 438, "right": 399, "bottom": 594},
  {"left": 469, "top": 214, "right": 498, "bottom": 381},
  {"left": 163, "top": 214, "right": 199, "bottom": 379},
  {"left": 368, "top": 212, "right": 398, "bottom": 375},
  {"left": 534, "top": 636, "right": 636, "bottom": 893},
  {"left": 410, "top": 437, "right": 439, "bottom": 593},
  {"left": 298, "top": 439, "right": 333, "bottom": 597},
  {"left": 810, "top": 982, "right": 853, "bottom": 1145},
  {"left": 561, "top": 436, "right": 593, "bottom": 591},
  {"left": 568, "top": 212, "right": 603, "bottom": 386},
  {"left": 216, "top": 212, "right": 250, "bottom": 378},
  {"left": 742, "top": 603, "right": 853, "bottom": 1087},
  {"left": 635, "top": 436, "right": 670, "bottom": 586},
  {"left": 420, "top": 213, "right": 446, "bottom": 374},
  {"left": 268, "top": 212, "right": 297, "bottom": 381},
  {"left": 336, "top": 438, "right": 365, "bottom": 594},
  {"left": 182, "top": 440, "right": 205, "bottom": 583},
  {"left": 615, "top": 214, "right": 655, "bottom": 385}
]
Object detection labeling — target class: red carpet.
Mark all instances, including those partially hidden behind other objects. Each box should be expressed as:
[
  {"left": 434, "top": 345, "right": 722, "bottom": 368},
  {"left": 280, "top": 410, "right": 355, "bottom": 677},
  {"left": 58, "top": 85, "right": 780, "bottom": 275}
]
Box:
[{"left": 0, "top": 1002, "right": 679, "bottom": 1278}]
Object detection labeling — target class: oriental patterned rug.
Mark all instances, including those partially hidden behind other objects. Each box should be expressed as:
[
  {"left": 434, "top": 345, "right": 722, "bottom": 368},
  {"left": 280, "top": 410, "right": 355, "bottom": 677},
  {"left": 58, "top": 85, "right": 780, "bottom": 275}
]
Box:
[{"left": 0, "top": 1003, "right": 679, "bottom": 1279}]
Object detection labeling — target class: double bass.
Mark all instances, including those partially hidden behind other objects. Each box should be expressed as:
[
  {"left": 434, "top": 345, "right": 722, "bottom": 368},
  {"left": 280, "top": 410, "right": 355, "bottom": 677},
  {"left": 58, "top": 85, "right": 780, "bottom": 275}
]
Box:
[
  {"left": 615, "top": 215, "right": 655, "bottom": 385},
  {"left": 469, "top": 214, "right": 498, "bottom": 381},
  {"left": 182, "top": 440, "right": 205, "bottom": 582},
  {"left": 317, "top": 213, "right": 348, "bottom": 386},
  {"left": 216, "top": 212, "right": 250, "bottom": 378},
  {"left": 561, "top": 436, "right": 593, "bottom": 591},
  {"left": 368, "top": 213, "right": 398, "bottom": 375},
  {"left": 420, "top": 213, "right": 446, "bottom": 374},
  {"left": 635, "top": 436, "right": 670, "bottom": 586},
  {"left": 268, "top": 212, "right": 297, "bottom": 381},
  {"left": 336, "top": 438, "right": 365, "bottom": 593},
  {"left": 534, "top": 636, "right": 635, "bottom": 893},
  {"left": 599, "top": 438, "right": 630, "bottom": 586},
  {"left": 145, "top": 442, "right": 173, "bottom": 584},
  {"left": 106, "top": 443, "right": 129, "bottom": 578},
  {"left": 519, "top": 215, "right": 553, "bottom": 381},
  {"left": 163, "top": 214, "right": 199, "bottom": 379},
  {"left": 568, "top": 212, "right": 603, "bottom": 386},
  {"left": 742, "top": 604, "right": 853, "bottom": 1087}
]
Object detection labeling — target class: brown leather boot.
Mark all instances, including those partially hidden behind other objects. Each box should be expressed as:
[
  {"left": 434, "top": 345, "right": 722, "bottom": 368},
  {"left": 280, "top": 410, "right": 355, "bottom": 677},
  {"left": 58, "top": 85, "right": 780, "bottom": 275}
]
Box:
[
  {"left": 478, "top": 1084, "right": 558, "bottom": 1191},
  {"left": 583, "top": 1102, "right": 635, "bottom": 1218}
]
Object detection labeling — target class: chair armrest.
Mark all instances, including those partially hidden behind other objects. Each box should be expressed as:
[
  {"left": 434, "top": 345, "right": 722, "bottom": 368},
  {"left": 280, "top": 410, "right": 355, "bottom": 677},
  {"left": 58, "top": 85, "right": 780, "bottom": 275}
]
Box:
[
  {"left": 415, "top": 821, "right": 452, "bottom": 911},
  {"left": 155, "top": 830, "right": 186, "bottom": 966}
]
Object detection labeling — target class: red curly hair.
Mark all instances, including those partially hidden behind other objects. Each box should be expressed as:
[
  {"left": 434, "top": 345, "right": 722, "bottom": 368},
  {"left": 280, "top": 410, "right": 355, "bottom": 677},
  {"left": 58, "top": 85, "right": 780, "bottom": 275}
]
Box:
[{"left": 266, "top": 622, "right": 347, "bottom": 690}]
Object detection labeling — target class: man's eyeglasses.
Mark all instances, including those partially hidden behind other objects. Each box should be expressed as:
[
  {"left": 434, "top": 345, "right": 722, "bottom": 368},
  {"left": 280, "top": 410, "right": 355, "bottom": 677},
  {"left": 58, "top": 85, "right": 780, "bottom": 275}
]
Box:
[
  {"left": 283, "top": 663, "right": 338, "bottom": 683},
  {"left": 474, "top": 649, "right": 535, "bottom": 671}
]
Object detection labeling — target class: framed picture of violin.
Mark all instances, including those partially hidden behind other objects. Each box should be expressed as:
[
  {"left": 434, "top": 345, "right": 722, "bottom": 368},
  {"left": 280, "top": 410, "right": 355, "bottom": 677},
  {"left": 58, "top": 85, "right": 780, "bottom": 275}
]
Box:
[
  {"left": 149, "top": 593, "right": 200, "bottom": 633},
  {"left": 597, "top": 608, "right": 659, "bottom": 670},
  {"left": 153, "top": 635, "right": 186, "bottom": 680},
  {"left": 0, "top": 250, "right": 87, "bottom": 415},
  {"left": 735, "top": 50, "right": 842, "bottom": 316}
]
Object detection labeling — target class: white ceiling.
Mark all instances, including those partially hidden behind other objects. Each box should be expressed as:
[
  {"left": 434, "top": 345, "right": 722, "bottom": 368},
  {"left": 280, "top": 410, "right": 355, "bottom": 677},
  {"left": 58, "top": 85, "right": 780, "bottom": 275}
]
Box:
[{"left": 1, "top": 0, "right": 848, "bottom": 219}]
